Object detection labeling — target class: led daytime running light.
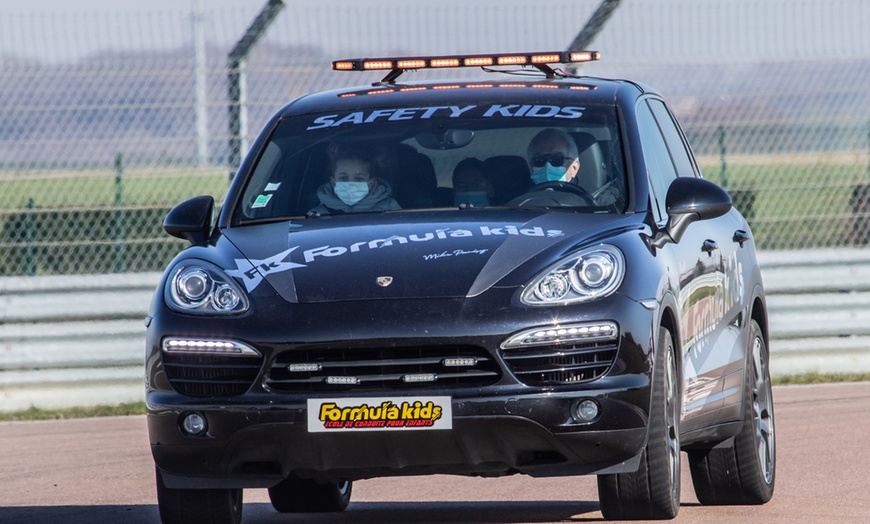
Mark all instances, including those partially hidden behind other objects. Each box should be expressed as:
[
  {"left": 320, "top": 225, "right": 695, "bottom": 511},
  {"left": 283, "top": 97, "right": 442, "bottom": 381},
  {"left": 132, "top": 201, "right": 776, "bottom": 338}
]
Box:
[
  {"left": 163, "top": 338, "right": 260, "bottom": 356},
  {"left": 501, "top": 322, "right": 618, "bottom": 349}
]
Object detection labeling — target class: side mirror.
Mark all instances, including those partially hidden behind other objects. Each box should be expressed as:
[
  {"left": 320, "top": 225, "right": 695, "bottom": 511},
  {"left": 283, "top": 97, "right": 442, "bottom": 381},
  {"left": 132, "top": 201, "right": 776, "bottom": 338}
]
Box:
[
  {"left": 655, "top": 177, "right": 732, "bottom": 246},
  {"left": 163, "top": 195, "right": 214, "bottom": 246}
]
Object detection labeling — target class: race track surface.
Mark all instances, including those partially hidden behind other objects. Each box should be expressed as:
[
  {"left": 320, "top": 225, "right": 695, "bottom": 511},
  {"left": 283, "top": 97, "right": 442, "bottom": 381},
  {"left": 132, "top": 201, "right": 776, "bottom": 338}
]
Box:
[{"left": 1, "top": 382, "right": 869, "bottom": 523}]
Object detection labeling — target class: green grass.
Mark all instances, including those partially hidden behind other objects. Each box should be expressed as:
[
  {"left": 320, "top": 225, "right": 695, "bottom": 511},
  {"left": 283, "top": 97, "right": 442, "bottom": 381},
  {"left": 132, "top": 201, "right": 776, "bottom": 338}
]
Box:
[
  {"left": 698, "top": 159, "right": 869, "bottom": 248},
  {"left": 0, "top": 168, "right": 230, "bottom": 210},
  {"left": 0, "top": 401, "right": 146, "bottom": 422},
  {"left": 771, "top": 372, "right": 870, "bottom": 386},
  {"left": 1, "top": 373, "right": 868, "bottom": 421}
]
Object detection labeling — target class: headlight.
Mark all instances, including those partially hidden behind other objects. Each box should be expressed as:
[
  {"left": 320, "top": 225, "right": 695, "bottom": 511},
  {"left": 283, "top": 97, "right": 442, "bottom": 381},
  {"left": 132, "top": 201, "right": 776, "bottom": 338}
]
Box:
[
  {"left": 165, "top": 260, "right": 249, "bottom": 314},
  {"left": 521, "top": 245, "right": 624, "bottom": 305}
]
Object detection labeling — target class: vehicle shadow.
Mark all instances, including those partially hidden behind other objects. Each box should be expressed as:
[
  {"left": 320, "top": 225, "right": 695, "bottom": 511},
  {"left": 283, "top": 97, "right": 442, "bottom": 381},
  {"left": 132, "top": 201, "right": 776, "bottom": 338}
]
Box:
[{"left": 0, "top": 500, "right": 603, "bottom": 523}]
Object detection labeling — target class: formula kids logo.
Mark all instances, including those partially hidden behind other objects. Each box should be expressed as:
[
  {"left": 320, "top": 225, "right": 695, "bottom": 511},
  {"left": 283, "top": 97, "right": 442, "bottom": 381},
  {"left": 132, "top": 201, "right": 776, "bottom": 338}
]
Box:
[
  {"left": 307, "top": 397, "right": 452, "bottom": 432},
  {"left": 228, "top": 224, "right": 564, "bottom": 291},
  {"left": 306, "top": 104, "right": 585, "bottom": 130}
]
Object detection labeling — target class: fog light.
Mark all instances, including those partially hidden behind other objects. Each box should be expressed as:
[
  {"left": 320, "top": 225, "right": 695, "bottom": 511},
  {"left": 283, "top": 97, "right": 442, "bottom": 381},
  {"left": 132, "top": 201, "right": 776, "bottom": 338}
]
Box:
[
  {"left": 573, "top": 399, "right": 600, "bottom": 422},
  {"left": 181, "top": 412, "right": 207, "bottom": 436}
]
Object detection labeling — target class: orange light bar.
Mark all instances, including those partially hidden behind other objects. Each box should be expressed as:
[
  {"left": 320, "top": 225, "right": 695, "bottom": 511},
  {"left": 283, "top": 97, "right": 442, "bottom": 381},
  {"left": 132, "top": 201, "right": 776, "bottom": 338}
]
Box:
[
  {"left": 464, "top": 56, "right": 494, "bottom": 67},
  {"left": 569, "top": 51, "right": 601, "bottom": 62},
  {"left": 397, "top": 59, "right": 426, "bottom": 69},
  {"left": 362, "top": 60, "right": 394, "bottom": 70},
  {"left": 431, "top": 58, "right": 461, "bottom": 68},
  {"left": 497, "top": 55, "right": 527, "bottom": 65},
  {"left": 331, "top": 51, "right": 600, "bottom": 74},
  {"left": 531, "top": 54, "right": 561, "bottom": 64}
]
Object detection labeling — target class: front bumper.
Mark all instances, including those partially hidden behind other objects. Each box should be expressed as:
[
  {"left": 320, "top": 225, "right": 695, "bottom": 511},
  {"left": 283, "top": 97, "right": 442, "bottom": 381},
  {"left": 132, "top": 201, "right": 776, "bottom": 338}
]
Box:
[
  {"left": 147, "top": 291, "right": 656, "bottom": 488},
  {"left": 150, "top": 379, "right": 648, "bottom": 489}
]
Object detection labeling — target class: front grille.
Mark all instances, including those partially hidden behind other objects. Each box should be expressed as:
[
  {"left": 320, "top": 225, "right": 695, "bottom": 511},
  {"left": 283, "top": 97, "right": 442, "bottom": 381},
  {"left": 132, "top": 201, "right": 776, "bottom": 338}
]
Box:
[
  {"left": 502, "top": 340, "right": 618, "bottom": 386},
  {"left": 162, "top": 353, "right": 263, "bottom": 397},
  {"left": 267, "top": 345, "right": 501, "bottom": 392}
]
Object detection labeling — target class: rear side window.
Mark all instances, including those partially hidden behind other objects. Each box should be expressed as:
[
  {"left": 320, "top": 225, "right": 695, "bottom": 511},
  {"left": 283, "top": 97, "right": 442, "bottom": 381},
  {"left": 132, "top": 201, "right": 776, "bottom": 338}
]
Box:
[
  {"left": 648, "top": 99, "right": 697, "bottom": 178},
  {"left": 636, "top": 100, "right": 677, "bottom": 223}
]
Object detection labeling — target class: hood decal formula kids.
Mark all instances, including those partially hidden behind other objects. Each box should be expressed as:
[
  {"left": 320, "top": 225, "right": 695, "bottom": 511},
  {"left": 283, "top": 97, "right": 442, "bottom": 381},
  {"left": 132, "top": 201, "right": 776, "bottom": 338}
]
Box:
[{"left": 223, "top": 219, "right": 565, "bottom": 295}]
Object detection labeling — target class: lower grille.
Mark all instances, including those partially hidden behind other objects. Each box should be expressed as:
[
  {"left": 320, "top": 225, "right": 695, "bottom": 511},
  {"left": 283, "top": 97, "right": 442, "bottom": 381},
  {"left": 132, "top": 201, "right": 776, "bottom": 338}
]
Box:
[
  {"left": 162, "top": 353, "right": 263, "bottom": 397},
  {"left": 502, "top": 340, "right": 618, "bottom": 386},
  {"left": 267, "top": 345, "right": 501, "bottom": 392}
]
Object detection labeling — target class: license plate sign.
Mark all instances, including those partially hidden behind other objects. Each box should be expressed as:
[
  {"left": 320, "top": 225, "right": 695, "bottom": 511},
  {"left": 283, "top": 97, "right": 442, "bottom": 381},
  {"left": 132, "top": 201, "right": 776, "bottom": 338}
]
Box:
[{"left": 307, "top": 396, "right": 452, "bottom": 432}]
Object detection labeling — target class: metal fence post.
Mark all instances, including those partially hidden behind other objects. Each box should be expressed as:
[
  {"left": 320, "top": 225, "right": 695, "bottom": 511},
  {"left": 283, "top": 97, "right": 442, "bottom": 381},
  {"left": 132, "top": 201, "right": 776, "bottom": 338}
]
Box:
[
  {"left": 719, "top": 125, "right": 728, "bottom": 189},
  {"left": 25, "top": 198, "right": 37, "bottom": 276},
  {"left": 114, "top": 152, "right": 125, "bottom": 273},
  {"left": 226, "top": 0, "right": 285, "bottom": 180}
]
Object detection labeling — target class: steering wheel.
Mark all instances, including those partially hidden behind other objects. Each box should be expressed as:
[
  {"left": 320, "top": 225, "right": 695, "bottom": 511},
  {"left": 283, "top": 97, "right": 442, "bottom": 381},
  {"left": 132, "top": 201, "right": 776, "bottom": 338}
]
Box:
[{"left": 531, "top": 181, "right": 595, "bottom": 206}]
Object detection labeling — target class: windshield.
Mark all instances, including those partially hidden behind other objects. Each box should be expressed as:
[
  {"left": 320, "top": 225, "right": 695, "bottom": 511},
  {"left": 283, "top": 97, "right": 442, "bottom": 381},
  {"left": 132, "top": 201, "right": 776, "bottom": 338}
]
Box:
[{"left": 234, "top": 104, "right": 625, "bottom": 223}]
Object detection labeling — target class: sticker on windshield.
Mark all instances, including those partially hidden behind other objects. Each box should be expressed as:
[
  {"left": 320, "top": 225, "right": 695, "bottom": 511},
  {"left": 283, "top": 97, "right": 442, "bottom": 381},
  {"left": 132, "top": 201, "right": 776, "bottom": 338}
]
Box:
[
  {"left": 306, "top": 104, "right": 585, "bottom": 130},
  {"left": 252, "top": 194, "right": 272, "bottom": 208},
  {"left": 308, "top": 397, "right": 452, "bottom": 432}
]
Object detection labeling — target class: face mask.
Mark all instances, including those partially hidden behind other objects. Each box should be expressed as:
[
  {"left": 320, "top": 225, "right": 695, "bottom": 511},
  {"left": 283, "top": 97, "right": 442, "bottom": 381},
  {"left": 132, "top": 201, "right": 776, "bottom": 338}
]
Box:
[
  {"left": 334, "top": 181, "right": 369, "bottom": 206},
  {"left": 530, "top": 164, "right": 568, "bottom": 184},
  {"left": 454, "top": 191, "right": 489, "bottom": 207}
]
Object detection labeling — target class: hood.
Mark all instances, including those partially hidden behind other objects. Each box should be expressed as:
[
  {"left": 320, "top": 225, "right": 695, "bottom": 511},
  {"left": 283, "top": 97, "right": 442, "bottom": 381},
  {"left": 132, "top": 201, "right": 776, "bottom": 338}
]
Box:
[{"left": 221, "top": 211, "right": 626, "bottom": 303}]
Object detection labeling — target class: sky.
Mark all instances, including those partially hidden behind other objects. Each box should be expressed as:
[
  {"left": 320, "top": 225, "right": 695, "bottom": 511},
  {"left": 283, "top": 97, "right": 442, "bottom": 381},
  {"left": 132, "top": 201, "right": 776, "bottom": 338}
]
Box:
[
  {"left": 3, "top": 0, "right": 868, "bottom": 65},
  {"left": 2, "top": 0, "right": 248, "bottom": 13}
]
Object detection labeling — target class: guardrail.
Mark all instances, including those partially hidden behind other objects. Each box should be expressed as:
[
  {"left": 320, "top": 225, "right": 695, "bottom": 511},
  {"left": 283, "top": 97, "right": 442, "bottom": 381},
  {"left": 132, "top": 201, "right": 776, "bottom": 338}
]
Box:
[
  {"left": 0, "top": 273, "right": 158, "bottom": 411},
  {"left": 1, "top": 249, "right": 869, "bottom": 411},
  {"left": 760, "top": 248, "right": 870, "bottom": 376}
]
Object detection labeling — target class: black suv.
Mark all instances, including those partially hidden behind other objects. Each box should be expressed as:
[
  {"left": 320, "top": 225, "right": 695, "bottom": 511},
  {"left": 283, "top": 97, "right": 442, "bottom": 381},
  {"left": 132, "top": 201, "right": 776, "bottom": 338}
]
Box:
[{"left": 147, "top": 51, "right": 775, "bottom": 523}]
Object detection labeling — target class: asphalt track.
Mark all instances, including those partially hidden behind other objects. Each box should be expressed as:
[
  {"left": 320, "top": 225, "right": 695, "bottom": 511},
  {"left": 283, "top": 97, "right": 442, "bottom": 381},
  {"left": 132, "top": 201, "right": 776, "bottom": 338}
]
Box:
[{"left": 1, "top": 382, "right": 869, "bottom": 524}]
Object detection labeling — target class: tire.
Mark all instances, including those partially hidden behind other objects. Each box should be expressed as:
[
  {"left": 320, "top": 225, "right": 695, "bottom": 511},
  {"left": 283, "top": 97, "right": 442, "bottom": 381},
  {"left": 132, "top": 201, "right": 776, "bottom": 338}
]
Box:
[
  {"left": 155, "top": 467, "right": 242, "bottom": 524},
  {"left": 688, "top": 318, "right": 776, "bottom": 505},
  {"left": 268, "top": 475, "right": 352, "bottom": 513},
  {"left": 597, "top": 326, "right": 681, "bottom": 520}
]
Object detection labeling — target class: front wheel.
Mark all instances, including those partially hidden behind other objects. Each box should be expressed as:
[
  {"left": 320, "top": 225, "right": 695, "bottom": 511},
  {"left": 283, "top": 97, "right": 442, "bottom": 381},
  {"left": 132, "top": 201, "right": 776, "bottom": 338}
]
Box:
[
  {"left": 268, "top": 475, "right": 352, "bottom": 512},
  {"left": 688, "top": 318, "right": 776, "bottom": 505},
  {"left": 597, "top": 326, "right": 681, "bottom": 520},
  {"left": 155, "top": 467, "right": 242, "bottom": 524}
]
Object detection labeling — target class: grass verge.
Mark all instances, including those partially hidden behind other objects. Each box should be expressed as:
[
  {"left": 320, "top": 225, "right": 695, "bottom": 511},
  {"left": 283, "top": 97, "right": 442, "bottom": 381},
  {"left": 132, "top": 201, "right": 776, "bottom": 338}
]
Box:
[
  {"left": 0, "top": 401, "right": 146, "bottom": 422},
  {"left": 1, "top": 373, "right": 870, "bottom": 421},
  {"left": 771, "top": 372, "right": 870, "bottom": 386}
]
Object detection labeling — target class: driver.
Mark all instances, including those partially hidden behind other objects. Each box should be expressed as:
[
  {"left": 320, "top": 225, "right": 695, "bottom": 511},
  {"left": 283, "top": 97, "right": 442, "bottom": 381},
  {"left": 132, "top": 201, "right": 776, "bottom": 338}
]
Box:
[{"left": 527, "top": 128, "right": 581, "bottom": 185}]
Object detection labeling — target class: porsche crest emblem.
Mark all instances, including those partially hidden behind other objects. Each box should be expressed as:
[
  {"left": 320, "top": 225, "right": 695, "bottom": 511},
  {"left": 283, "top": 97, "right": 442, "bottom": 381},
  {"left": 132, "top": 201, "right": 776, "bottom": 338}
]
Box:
[{"left": 376, "top": 276, "right": 393, "bottom": 287}]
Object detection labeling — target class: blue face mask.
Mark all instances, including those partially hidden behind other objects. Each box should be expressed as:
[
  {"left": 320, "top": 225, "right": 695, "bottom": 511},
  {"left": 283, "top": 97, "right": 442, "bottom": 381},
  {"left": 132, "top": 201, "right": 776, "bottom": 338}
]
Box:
[
  {"left": 334, "top": 181, "right": 370, "bottom": 206},
  {"left": 530, "top": 164, "right": 568, "bottom": 184},
  {"left": 454, "top": 191, "right": 489, "bottom": 207}
]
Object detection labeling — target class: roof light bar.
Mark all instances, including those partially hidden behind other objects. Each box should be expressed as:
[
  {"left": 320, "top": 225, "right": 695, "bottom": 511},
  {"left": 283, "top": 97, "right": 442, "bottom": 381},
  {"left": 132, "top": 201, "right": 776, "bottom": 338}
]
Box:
[{"left": 332, "top": 50, "right": 599, "bottom": 75}]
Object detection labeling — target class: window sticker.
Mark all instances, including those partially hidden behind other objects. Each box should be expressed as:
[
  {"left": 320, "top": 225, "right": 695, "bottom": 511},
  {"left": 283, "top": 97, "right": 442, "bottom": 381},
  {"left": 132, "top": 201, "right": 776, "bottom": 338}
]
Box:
[
  {"left": 264, "top": 182, "right": 281, "bottom": 192},
  {"left": 252, "top": 194, "right": 273, "bottom": 208},
  {"left": 306, "top": 104, "right": 585, "bottom": 130}
]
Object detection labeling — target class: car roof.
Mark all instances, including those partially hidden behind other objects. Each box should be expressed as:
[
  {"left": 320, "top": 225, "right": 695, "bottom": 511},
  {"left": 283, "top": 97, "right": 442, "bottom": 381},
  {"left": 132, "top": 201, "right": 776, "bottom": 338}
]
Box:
[{"left": 279, "top": 76, "right": 651, "bottom": 117}]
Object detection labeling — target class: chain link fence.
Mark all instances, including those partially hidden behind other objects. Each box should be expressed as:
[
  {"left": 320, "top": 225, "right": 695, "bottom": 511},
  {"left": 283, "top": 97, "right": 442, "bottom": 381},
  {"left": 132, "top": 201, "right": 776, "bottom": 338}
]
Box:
[{"left": 2, "top": 0, "right": 869, "bottom": 276}]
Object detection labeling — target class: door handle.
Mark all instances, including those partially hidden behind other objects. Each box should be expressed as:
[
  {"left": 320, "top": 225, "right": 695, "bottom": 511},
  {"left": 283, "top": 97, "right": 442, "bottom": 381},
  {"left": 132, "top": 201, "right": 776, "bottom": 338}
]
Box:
[{"left": 702, "top": 239, "right": 718, "bottom": 255}]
